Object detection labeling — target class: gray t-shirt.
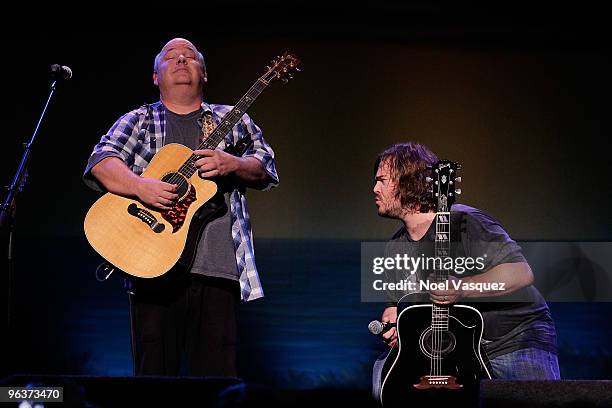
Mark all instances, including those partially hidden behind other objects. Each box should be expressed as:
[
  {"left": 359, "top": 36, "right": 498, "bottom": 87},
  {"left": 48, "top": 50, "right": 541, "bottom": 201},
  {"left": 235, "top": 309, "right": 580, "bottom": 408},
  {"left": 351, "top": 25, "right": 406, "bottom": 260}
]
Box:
[
  {"left": 165, "top": 108, "right": 238, "bottom": 281},
  {"left": 387, "top": 204, "right": 557, "bottom": 359}
]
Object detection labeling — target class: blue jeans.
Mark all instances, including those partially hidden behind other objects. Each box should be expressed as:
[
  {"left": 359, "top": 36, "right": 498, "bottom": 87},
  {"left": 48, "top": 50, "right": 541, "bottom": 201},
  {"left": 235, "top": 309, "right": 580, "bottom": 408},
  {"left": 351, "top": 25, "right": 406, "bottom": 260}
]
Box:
[
  {"left": 373, "top": 347, "right": 560, "bottom": 399},
  {"left": 488, "top": 348, "right": 560, "bottom": 379}
]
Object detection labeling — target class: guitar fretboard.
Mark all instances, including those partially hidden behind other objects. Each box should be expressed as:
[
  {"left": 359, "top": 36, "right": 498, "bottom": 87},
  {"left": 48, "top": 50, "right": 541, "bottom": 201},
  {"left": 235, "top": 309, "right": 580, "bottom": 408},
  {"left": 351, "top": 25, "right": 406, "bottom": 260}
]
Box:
[
  {"left": 432, "top": 211, "right": 451, "bottom": 329},
  {"left": 178, "top": 78, "right": 271, "bottom": 179}
]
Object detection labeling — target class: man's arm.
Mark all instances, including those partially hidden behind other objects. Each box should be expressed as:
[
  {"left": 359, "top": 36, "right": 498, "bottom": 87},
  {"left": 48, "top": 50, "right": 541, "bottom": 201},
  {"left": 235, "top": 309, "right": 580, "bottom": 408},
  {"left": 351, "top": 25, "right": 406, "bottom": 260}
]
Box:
[
  {"left": 83, "top": 107, "right": 147, "bottom": 192},
  {"left": 384, "top": 262, "right": 533, "bottom": 344},
  {"left": 461, "top": 261, "right": 533, "bottom": 298},
  {"left": 430, "top": 262, "right": 534, "bottom": 304},
  {"left": 192, "top": 149, "right": 270, "bottom": 189},
  {"left": 91, "top": 157, "right": 178, "bottom": 210},
  {"left": 193, "top": 110, "right": 278, "bottom": 190},
  {"left": 234, "top": 156, "right": 271, "bottom": 188},
  {"left": 430, "top": 208, "right": 534, "bottom": 304}
]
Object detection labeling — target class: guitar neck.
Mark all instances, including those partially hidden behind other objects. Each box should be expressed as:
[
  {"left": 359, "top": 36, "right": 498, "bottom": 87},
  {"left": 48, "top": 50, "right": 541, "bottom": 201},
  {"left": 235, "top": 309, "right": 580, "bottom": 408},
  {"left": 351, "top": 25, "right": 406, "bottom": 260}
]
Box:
[
  {"left": 165, "top": 51, "right": 300, "bottom": 180},
  {"left": 432, "top": 211, "right": 452, "bottom": 322},
  {"left": 177, "top": 78, "right": 270, "bottom": 179},
  {"left": 199, "top": 78, "right": 269, "bottom": 151},
  {"left": 433, "top": 211, "right": 451, "bottom": 282}
]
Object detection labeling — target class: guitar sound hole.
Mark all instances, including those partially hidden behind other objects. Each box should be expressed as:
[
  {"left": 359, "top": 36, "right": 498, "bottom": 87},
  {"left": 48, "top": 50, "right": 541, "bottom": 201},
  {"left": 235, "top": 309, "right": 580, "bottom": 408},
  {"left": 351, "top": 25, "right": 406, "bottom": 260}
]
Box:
[
  {"left": 419, "top": 328, "right": 456, "bottom": 359},
  {"left": 161, "top": 173, "right": 190, "bottom": 201}
]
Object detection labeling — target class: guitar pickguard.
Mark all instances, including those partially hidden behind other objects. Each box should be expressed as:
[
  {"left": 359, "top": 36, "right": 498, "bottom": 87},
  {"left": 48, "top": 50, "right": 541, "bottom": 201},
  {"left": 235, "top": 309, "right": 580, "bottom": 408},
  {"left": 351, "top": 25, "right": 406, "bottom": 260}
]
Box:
[{"left": 161, "top": 184, "right": 197, "bottom": 232}]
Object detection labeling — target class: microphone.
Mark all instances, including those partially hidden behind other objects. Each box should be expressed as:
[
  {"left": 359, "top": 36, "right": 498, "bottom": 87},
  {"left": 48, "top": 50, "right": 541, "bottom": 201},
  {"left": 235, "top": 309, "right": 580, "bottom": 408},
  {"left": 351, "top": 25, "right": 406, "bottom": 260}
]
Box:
[
  {"left": 50, "top": 64, "right": 73, "bottom": 80},
  {"left": 368, "top": 320, "right": 396, "bottom": 335}
]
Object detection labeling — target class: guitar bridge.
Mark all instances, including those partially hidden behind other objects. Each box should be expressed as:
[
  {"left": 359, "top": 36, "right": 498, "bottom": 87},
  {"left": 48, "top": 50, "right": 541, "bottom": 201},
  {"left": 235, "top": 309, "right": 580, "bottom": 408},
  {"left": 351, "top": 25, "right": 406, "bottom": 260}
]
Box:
[
  {"left": 414, "top": 375, "right": 463, "bottom": 390},
  {"left": 127, "top": 203, "right": 165, "bottom": 233}
]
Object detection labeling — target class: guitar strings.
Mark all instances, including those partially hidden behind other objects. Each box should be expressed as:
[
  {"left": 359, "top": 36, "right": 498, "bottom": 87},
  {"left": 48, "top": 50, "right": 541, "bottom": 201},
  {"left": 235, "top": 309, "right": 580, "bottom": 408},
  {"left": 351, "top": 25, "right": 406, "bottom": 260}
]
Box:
[
  {"left": 432, "top": 213, "right": 439, "bottom": 377},
  {"left": 436, "top": 215, "right": 446, "bottom": 377},
  {"left": 441, "top": 213, "right": 451, "bottom": 377},
  {"left": 432, "top": 209, "right": 451, "bottom": 377},
  {"left": 163, "top": 79, "right": 267, "bottom": 189},
  {"left": 434, "top": 213, "right": 441, "bottom": 377},
  {"left": 167, "top": 84, "right": 257, "bottom": 182},
  {"left": 155, "top": 80, "right": 265, "bottom": 196},
  {"left": 148, "top": 56, "right": 295, "bottom": 209}
]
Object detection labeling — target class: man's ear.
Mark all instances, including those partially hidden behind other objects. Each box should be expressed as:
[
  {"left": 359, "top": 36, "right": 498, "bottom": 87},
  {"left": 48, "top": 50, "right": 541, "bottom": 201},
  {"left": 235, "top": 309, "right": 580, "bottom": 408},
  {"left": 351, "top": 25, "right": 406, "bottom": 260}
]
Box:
[{"left": 153, "top": 71, "right": 159, "bottom": 86}]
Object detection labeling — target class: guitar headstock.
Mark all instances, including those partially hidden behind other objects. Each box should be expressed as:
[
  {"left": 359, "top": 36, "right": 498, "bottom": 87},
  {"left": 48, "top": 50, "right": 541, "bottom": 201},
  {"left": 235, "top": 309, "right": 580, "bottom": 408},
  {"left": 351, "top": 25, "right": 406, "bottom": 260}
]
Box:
[
  {"left": 262, "top": 51, "right": 301, "bottom": 84},
  {"left": 428, "top": 160, "right": 462, "bottom": 212}
]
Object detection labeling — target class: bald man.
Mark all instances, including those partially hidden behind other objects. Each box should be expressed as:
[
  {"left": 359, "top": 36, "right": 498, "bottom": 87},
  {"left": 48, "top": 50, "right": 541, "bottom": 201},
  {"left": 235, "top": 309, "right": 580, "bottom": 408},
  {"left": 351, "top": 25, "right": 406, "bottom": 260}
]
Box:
[{"left": 83, "top": 38, "right": 279, "bottom": 376}]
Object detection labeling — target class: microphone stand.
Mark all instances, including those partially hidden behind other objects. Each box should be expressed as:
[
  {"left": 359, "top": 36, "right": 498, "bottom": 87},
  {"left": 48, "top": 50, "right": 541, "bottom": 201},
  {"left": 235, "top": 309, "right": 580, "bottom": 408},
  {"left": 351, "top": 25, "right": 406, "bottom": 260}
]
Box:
[{"left": 0, "top": 78, "right": 60, "bottom": 374}]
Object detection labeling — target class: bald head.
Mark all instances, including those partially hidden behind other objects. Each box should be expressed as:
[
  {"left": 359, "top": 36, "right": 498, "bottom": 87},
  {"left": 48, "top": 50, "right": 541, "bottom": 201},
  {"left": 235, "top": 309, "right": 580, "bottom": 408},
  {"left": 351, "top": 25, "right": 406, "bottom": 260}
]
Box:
[{"left": 154, "top": 38, "right": 206, "bottom": 75}]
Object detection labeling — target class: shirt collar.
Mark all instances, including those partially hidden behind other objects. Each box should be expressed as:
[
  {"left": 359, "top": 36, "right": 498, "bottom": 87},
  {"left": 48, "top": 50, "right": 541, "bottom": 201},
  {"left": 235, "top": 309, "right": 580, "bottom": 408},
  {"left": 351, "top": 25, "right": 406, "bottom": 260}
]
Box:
[
  {"left": 155, "top": 100, "right": 212, "bottom": 115},
  {"left": 200, "top": 101, "right": 213, "bottom": 114}
]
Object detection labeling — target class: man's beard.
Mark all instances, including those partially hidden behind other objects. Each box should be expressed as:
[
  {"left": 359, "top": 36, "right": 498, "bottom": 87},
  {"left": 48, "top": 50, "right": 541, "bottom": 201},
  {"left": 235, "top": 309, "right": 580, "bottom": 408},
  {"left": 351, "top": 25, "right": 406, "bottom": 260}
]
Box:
[{"left": 378, "top": 201, "right": 405, "bottom": 219}]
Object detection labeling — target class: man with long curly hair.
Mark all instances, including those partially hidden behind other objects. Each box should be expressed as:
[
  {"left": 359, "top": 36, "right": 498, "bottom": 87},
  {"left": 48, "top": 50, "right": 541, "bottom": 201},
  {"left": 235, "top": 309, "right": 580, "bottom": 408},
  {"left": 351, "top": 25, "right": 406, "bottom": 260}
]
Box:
[{"left": 372, "top": 142, "right": 559, "bottom": 396}]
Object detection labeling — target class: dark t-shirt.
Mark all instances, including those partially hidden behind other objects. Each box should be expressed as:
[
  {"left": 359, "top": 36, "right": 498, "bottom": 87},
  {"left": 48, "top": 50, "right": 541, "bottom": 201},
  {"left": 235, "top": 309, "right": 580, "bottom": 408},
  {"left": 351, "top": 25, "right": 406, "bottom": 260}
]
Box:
[
  {"left": 165, "top": 108, "right": 238, "bottom": 281},
  {"left": 387, "top": 204, "right": 557, "bottom": 359}
]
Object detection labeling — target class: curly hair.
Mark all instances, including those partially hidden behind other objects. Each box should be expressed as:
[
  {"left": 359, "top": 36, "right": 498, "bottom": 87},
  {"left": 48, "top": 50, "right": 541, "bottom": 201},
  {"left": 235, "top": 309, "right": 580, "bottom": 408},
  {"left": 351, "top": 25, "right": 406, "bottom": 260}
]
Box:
[{"left": 374, "top": 142, "right": 438, "bottom": 213}]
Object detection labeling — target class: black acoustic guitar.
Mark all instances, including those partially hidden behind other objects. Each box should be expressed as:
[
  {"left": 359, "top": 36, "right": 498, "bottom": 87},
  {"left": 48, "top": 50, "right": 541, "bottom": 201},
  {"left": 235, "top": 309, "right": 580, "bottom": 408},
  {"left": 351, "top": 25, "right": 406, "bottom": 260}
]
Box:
[{"left": 379, "top": 160, "right": 491, "bottom": 407}]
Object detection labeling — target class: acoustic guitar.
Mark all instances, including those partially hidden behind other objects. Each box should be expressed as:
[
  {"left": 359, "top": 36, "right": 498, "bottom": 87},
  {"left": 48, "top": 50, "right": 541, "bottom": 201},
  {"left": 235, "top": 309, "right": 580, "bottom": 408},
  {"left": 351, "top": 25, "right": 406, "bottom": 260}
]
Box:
[
  {"left": 379, "top": 160, "right": 491, "bottom": 407},
  {"left": 84, "top": 52, "right": 300, "bottom": 278}
]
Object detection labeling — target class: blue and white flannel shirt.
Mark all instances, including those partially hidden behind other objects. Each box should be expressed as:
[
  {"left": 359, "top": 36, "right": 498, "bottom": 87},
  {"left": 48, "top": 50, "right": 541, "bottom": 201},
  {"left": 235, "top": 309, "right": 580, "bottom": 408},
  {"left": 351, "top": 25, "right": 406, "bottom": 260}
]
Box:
[{"left": 83, "top": 101, "right": 279, "bottom": 302}]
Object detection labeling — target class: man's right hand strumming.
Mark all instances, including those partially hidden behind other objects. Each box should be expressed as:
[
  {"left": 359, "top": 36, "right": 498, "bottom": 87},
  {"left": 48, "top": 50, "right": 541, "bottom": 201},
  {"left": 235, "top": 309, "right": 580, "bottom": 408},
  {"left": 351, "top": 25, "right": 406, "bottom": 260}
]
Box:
[
  {"left": 91, "top": 157, "right": 178, "bottom": 210},
  {"left": 134, "top": 178, "right": 178, "bottom": 210}
]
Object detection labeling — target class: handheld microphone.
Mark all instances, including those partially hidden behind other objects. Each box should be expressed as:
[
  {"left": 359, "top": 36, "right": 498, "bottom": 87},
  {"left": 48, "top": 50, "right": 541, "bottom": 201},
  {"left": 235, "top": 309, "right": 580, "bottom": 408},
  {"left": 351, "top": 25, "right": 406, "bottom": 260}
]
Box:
[
  {"left": 368, "top": 320, "right": 396, "bottom": 335},
  {"left": 50, "top": 64, "right": 73, "bottom": 80}
]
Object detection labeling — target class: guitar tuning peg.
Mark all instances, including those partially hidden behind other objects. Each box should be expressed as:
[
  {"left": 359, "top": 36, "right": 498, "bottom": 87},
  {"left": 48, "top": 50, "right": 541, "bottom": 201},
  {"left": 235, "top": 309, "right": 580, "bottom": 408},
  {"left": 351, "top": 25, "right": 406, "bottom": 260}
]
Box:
[
  {"left": 455, "top": 188, "right": 462, "bottom": 195},
  {"left": 456, "top": 177, "right": 462, "bottom": 183},
  {"left": 426, "top": 177, "right": 433, "bottom": 183},
  {"left": 265, "top": 65, "right": 271, "bottom": 71},
  {"left": 281, "top": 78, "right": 289, "bottom": 84}
]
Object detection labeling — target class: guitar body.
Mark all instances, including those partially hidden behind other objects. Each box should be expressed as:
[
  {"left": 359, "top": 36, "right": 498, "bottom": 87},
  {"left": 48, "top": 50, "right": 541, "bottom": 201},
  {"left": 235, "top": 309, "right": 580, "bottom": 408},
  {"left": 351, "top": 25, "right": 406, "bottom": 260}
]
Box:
[
  {"left": 83, "top": 52, "right": 300, "bottom": 279},
  {"left": 373, "top": 159, "right": 490, "bottom": 407},
  {"left": 379, "top": 298, "right": 491, "bottom": 407},
  {"left": 84, "top": 143, "right": 219, "bottom": 278}
]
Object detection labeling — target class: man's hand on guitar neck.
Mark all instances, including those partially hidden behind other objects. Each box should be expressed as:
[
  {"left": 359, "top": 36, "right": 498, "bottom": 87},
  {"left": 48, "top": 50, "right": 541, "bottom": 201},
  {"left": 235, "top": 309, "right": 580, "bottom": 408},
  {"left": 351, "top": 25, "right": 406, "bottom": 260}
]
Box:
[
  {"left": 382, "top": 306, "right": 398, "bottom": 348},
  {"left": 194, "top": 149, "right": 239, "bottom": 178},
  {"left": 194, "top": 149, "right": 270, "bottom": 189}
]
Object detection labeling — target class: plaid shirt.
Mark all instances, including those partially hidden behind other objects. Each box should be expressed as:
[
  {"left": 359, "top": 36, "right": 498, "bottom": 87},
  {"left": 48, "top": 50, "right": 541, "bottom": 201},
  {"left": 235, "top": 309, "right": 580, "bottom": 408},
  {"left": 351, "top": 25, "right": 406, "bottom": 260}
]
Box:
[{"left": 83, "top": 101, "right": 279, "bottom": 302}]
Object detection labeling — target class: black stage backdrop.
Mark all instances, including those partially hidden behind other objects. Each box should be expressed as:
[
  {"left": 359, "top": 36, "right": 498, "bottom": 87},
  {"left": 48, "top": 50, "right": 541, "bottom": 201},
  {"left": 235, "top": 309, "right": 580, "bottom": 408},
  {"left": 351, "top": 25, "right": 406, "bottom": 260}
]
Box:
[{"left": 1, "top": 3, "right": 611, "bottom": 390}]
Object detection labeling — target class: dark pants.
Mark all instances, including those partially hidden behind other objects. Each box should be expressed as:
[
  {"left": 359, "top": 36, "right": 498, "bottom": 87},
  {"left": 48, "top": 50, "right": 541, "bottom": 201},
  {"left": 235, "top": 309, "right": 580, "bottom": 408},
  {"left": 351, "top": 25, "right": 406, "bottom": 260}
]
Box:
[{"left": 128, "top": 274, "right": 239, "bottom": 376}]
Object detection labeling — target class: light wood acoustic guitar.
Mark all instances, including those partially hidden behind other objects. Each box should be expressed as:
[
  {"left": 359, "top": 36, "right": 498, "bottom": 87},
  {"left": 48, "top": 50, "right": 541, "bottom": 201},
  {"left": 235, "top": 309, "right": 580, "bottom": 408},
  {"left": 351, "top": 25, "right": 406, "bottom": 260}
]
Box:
[{"left": 84, "top": 52, "right": 300, "bottom": 278}]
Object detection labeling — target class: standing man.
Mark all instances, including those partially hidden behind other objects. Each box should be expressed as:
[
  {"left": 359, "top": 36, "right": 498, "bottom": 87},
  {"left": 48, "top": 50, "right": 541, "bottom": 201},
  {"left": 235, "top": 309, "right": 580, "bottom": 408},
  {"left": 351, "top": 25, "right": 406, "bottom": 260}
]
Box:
[
  {"left": 372, "top": 142, "right": 558, "bottom": 397},
  {"left": 83, "top": 38, "right": 278, "bottom": 376}
]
